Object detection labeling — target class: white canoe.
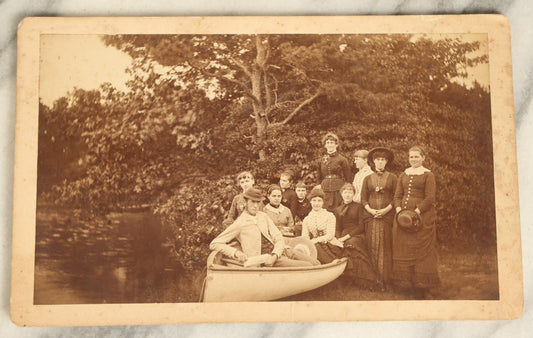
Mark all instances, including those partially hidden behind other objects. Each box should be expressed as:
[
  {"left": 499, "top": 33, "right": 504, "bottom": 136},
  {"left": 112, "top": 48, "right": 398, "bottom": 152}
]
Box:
[{"left": 200, "top": 251, "right": 348, "bottom": 302}]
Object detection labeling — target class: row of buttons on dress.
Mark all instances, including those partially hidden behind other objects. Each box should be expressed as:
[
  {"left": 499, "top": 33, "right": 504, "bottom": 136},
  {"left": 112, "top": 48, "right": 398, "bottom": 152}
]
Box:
[{"left": 403, "top": 175, "right": 414, "bottom": 208}]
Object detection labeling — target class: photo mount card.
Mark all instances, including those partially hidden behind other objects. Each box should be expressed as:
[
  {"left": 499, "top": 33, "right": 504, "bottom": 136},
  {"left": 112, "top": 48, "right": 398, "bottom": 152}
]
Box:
[{"left": 11, "top": 15, "right": 522, "bottom": 326}]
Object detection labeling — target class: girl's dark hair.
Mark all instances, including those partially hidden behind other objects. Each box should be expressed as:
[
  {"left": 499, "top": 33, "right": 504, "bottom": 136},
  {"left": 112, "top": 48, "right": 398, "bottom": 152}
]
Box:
[{"left": 267, "top": 184, "right": 282, "bottom": 196}]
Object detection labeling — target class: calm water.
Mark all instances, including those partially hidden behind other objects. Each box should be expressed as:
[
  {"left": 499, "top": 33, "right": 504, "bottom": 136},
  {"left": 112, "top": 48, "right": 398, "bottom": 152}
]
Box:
[{"left": 34, "top": 208, "right": 202, "bottom": 304}]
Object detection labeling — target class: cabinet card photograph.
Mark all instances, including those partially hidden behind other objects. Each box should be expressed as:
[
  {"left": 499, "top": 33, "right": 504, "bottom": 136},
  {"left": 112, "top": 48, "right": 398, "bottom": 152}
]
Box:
[{"left": 11, "top": 15, "right": 522, "bottom": 326}]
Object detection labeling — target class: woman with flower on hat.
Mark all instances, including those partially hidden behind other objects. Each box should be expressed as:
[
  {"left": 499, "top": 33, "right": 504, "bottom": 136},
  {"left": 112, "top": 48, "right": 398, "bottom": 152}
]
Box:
[
  {"left": 316, "top": 132, "right": 352, "bottom": 212},
  {"left": 361, "top": 147, "right": 398, "bottom": 287},
  {"left": 392, "top": 146, "right": 440, "bottom": 297},
  {"left": 302, "top": 187, "right": 344, "bottom": 264}
]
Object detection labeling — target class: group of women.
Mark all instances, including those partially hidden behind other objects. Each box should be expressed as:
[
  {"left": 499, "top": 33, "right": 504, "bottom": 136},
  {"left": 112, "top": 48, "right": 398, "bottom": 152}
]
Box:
[{"left": 306, "top": 132, "right": 440, "bottom": 295}]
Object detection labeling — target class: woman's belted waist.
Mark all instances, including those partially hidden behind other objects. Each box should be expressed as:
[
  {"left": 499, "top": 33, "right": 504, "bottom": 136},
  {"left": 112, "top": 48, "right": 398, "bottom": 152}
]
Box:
[
  {"left": 324, "top": 174, "right": 340, "bottom": 179},
  {"left": 320, "top": 176, "right": 345, "bottom": 191}
]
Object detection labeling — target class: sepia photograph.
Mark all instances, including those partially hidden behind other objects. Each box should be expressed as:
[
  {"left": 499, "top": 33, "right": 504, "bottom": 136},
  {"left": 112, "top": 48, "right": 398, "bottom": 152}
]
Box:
[{"left": 11, "top": 16, "right": 522, "bottom": 325}]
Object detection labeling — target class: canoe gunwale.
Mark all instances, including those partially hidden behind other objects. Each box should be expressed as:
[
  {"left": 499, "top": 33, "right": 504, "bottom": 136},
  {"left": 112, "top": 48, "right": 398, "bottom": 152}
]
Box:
[{"left": 207, "top": 251, "right": 348, "bottom": 272}]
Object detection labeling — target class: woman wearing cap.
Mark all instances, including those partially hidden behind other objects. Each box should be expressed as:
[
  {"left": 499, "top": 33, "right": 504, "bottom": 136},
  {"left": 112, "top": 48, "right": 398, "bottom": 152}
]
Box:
[
  {"left": 302, "top": 187, "right": 344, "bottom": 264},
  {"left": 361, "top": 147, "right": 397, "bottom": 287},
  {"left": 392, "top": 146, "right": 440, "bottom": 297},
  {"left": 334, "top": 183, "right": 378, "bottom": 287},
  {"left": 317, "top": 132, "right": 352, "bottom": 212}
]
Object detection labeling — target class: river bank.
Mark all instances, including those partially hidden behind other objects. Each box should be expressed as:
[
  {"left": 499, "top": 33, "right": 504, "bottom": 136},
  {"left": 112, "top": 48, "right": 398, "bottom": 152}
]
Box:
[{"left": 34, "top": 207, "right": 498, "bottom": 304}]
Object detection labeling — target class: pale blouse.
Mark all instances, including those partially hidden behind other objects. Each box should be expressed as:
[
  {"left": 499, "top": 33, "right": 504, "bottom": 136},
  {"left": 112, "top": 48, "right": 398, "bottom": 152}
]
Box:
[
  {"left": 302, "top": 208, "right": 339, "bottom": 245},
  {"left": 263, "top": 203, "right": 294, "bottom": 229},
  {"left": 352, "top": 164, "right": 373, "bottom": 203}
]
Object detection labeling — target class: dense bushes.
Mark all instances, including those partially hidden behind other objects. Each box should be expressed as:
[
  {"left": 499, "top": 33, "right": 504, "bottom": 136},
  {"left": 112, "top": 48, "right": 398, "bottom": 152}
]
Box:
[{"left": 37, "top": 34, "right": 495, "bottom": 272}]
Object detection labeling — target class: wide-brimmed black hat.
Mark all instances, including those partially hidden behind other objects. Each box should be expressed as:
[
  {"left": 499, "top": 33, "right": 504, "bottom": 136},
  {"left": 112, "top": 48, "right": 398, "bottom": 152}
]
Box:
[
  {"left": 243, "top": 187, "right": 263, "bottom": 202},
  {"left": 367, "top": 147, "right": 394, "bottom": 166},
  {"left": 396, "top": 209, "right": 422, "bottom": 232}
]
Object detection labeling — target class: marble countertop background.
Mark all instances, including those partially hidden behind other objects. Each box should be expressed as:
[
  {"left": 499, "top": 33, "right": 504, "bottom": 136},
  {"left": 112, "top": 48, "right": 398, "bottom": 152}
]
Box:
[{"left": 1, "top": 1, "right": 531, "bottom": 336}]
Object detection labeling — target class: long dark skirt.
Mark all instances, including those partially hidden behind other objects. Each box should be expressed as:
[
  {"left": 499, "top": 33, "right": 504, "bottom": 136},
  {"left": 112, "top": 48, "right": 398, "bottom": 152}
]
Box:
[
  {"left": 392, "top": 242, "right": 440, "bottom": 289},
  {"left": 315, "top": 242, "right": 342, "bottom": 264},
  {"left": 342, "top": 235, "right": 378, "bottom": 284},
  {"left": 324, "top": 190, "right": 343, "bottom": 212},
  {"left": 365, "top": 217, "right": 393, "bottom": 284}
]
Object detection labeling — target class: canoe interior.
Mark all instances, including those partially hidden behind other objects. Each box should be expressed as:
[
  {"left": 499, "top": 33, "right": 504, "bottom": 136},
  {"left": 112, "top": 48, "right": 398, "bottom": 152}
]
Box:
[{"left": 201, "top": 251, "right": 348, "bottom": 302}]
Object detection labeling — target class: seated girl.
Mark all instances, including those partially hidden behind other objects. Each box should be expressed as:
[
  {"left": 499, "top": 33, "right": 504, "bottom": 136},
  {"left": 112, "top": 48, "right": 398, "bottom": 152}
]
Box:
[
  {"left": 263, "top": 184, "right": 295, "bottom": 237},
  {"left": 334, "top": 183, "right": 378, "bottom": 288},
  {"left": 302, "top": 187, "right": 344, "bottom": 264}
]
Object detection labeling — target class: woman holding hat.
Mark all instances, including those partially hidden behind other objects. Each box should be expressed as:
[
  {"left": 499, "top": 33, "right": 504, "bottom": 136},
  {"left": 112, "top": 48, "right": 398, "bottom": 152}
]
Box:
[
  {"left": 392, "top": 146, "right": 440, "bottom": 296},
  {"left": 302, "top": 187, "right": 344, "bottom": 264},
  {"left": 316, "top": 132, "right": 352, "bottom": 212},
  {"left": 361, "top": 147, "right": 397, "bottom": 286}
]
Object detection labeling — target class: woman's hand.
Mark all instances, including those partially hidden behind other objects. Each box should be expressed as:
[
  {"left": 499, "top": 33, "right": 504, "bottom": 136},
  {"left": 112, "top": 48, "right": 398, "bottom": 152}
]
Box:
[
  {"left": 371, "top": 208, "right": 382, "bottom": 218},
  {"left": 366, "top": 206, "right": 379, "bottom": 217},
  {"left": 264, "top": 253, "right": 278, "bottom": 267},
  {"left": 234, "top": 250, "right": 248, "bottom": 262},
  {"left": 379, "top": 205, "right": 393, "bottom": 216},
  {"left": 339, "top": 234, "right": 350, "bottom": 242}
]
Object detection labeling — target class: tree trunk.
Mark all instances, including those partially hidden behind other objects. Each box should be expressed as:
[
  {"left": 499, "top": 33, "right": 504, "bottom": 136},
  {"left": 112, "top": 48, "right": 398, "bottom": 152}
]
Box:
[{"left": 252, "top": 36, "right": 268, "bottom": 161}]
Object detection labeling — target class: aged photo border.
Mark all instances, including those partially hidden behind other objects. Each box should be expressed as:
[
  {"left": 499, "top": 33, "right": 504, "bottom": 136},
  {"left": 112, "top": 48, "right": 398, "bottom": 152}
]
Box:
[{"left": 11, "top": 15, "right": 522, "bottom": 326}]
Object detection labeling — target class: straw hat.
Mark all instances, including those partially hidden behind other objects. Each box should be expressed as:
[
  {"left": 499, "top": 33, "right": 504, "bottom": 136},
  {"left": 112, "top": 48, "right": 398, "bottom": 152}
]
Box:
[{"left": 287, "top": 237, "right": 318, "bottom": 259}]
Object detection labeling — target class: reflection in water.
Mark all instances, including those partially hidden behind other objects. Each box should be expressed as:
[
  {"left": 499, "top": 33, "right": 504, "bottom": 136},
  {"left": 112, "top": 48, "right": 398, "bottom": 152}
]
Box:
[{"left": 34, "top": 208, "right": 202, "bottom": 304}]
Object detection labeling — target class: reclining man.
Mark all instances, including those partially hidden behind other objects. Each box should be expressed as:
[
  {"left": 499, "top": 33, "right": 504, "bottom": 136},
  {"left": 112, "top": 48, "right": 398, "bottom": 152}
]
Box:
[{"left": 210, "top": 187, "right": 320, "bottom": 267}]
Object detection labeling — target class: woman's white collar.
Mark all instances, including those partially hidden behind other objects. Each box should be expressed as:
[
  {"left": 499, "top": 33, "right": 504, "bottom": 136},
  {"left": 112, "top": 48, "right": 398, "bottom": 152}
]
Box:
[
  {"left": 265, "top": 203, "right": 285, "bottom": 214},
  {"left": 405, "top": 166, "right": 431, "bottom": 175}
]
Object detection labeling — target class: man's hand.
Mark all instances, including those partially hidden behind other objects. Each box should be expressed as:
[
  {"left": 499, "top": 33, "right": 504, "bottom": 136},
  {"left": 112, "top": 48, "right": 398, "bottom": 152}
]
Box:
[
  {"left": 234, "top": 250, "right": 248, "bottom": 262},
  {"left": 264, "top": 253, "right": 278, "bottom": 267}
]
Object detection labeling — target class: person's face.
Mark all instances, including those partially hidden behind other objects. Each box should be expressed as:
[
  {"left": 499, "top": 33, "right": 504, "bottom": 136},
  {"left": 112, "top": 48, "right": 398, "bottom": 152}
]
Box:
[
  {"left": 279, "top": 175, "right": 290, "bottom": 189},
  {"left": 354, "top": 155, "right": 366, "bottom": 169},
  {"left": 373, "top": 157, "right": 388, "bottom": 172},
  {"left": 239, "top": 175, "right": 254, "bottom": 191},
  {"left": 341, "top": 188, "right": 355, "bottom": 204},
  {"left": 245, "top": 199, "right": 262, "bottom": 216},
  {"left": 310, "top": 197, "right": 324, "bottom": 211},
  {"left": 268, "top": 189, "right": 282, "bottom": 207},
  {"left": 295, "top": 187, "right": 307, "bottom": 200},
  {"left": 324, "top": 139, "right": 337, "bottom": 153},
  {"left": 409, "top": 150, "right": 425, "bottom": 168}
]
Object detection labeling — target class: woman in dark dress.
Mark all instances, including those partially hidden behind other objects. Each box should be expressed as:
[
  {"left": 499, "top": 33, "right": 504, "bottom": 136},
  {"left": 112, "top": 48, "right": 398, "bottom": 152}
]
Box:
[
  {"left": 317, "top": 132, "right": 352, "bottom": 212},
  {"left": 392, "top": 146, "right": 440, "bottom": 297},
  {"left": 334, "top": 183, "right": 378, "bottom": 287},
  {"left": 361, "top": 147, "right": 397, "bottom": 286}
]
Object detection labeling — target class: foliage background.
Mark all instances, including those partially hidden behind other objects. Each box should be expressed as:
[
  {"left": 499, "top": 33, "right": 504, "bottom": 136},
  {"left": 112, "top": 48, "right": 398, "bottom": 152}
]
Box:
[{"left": 37, "top": 34, "right": 495, "bottom": 273}]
